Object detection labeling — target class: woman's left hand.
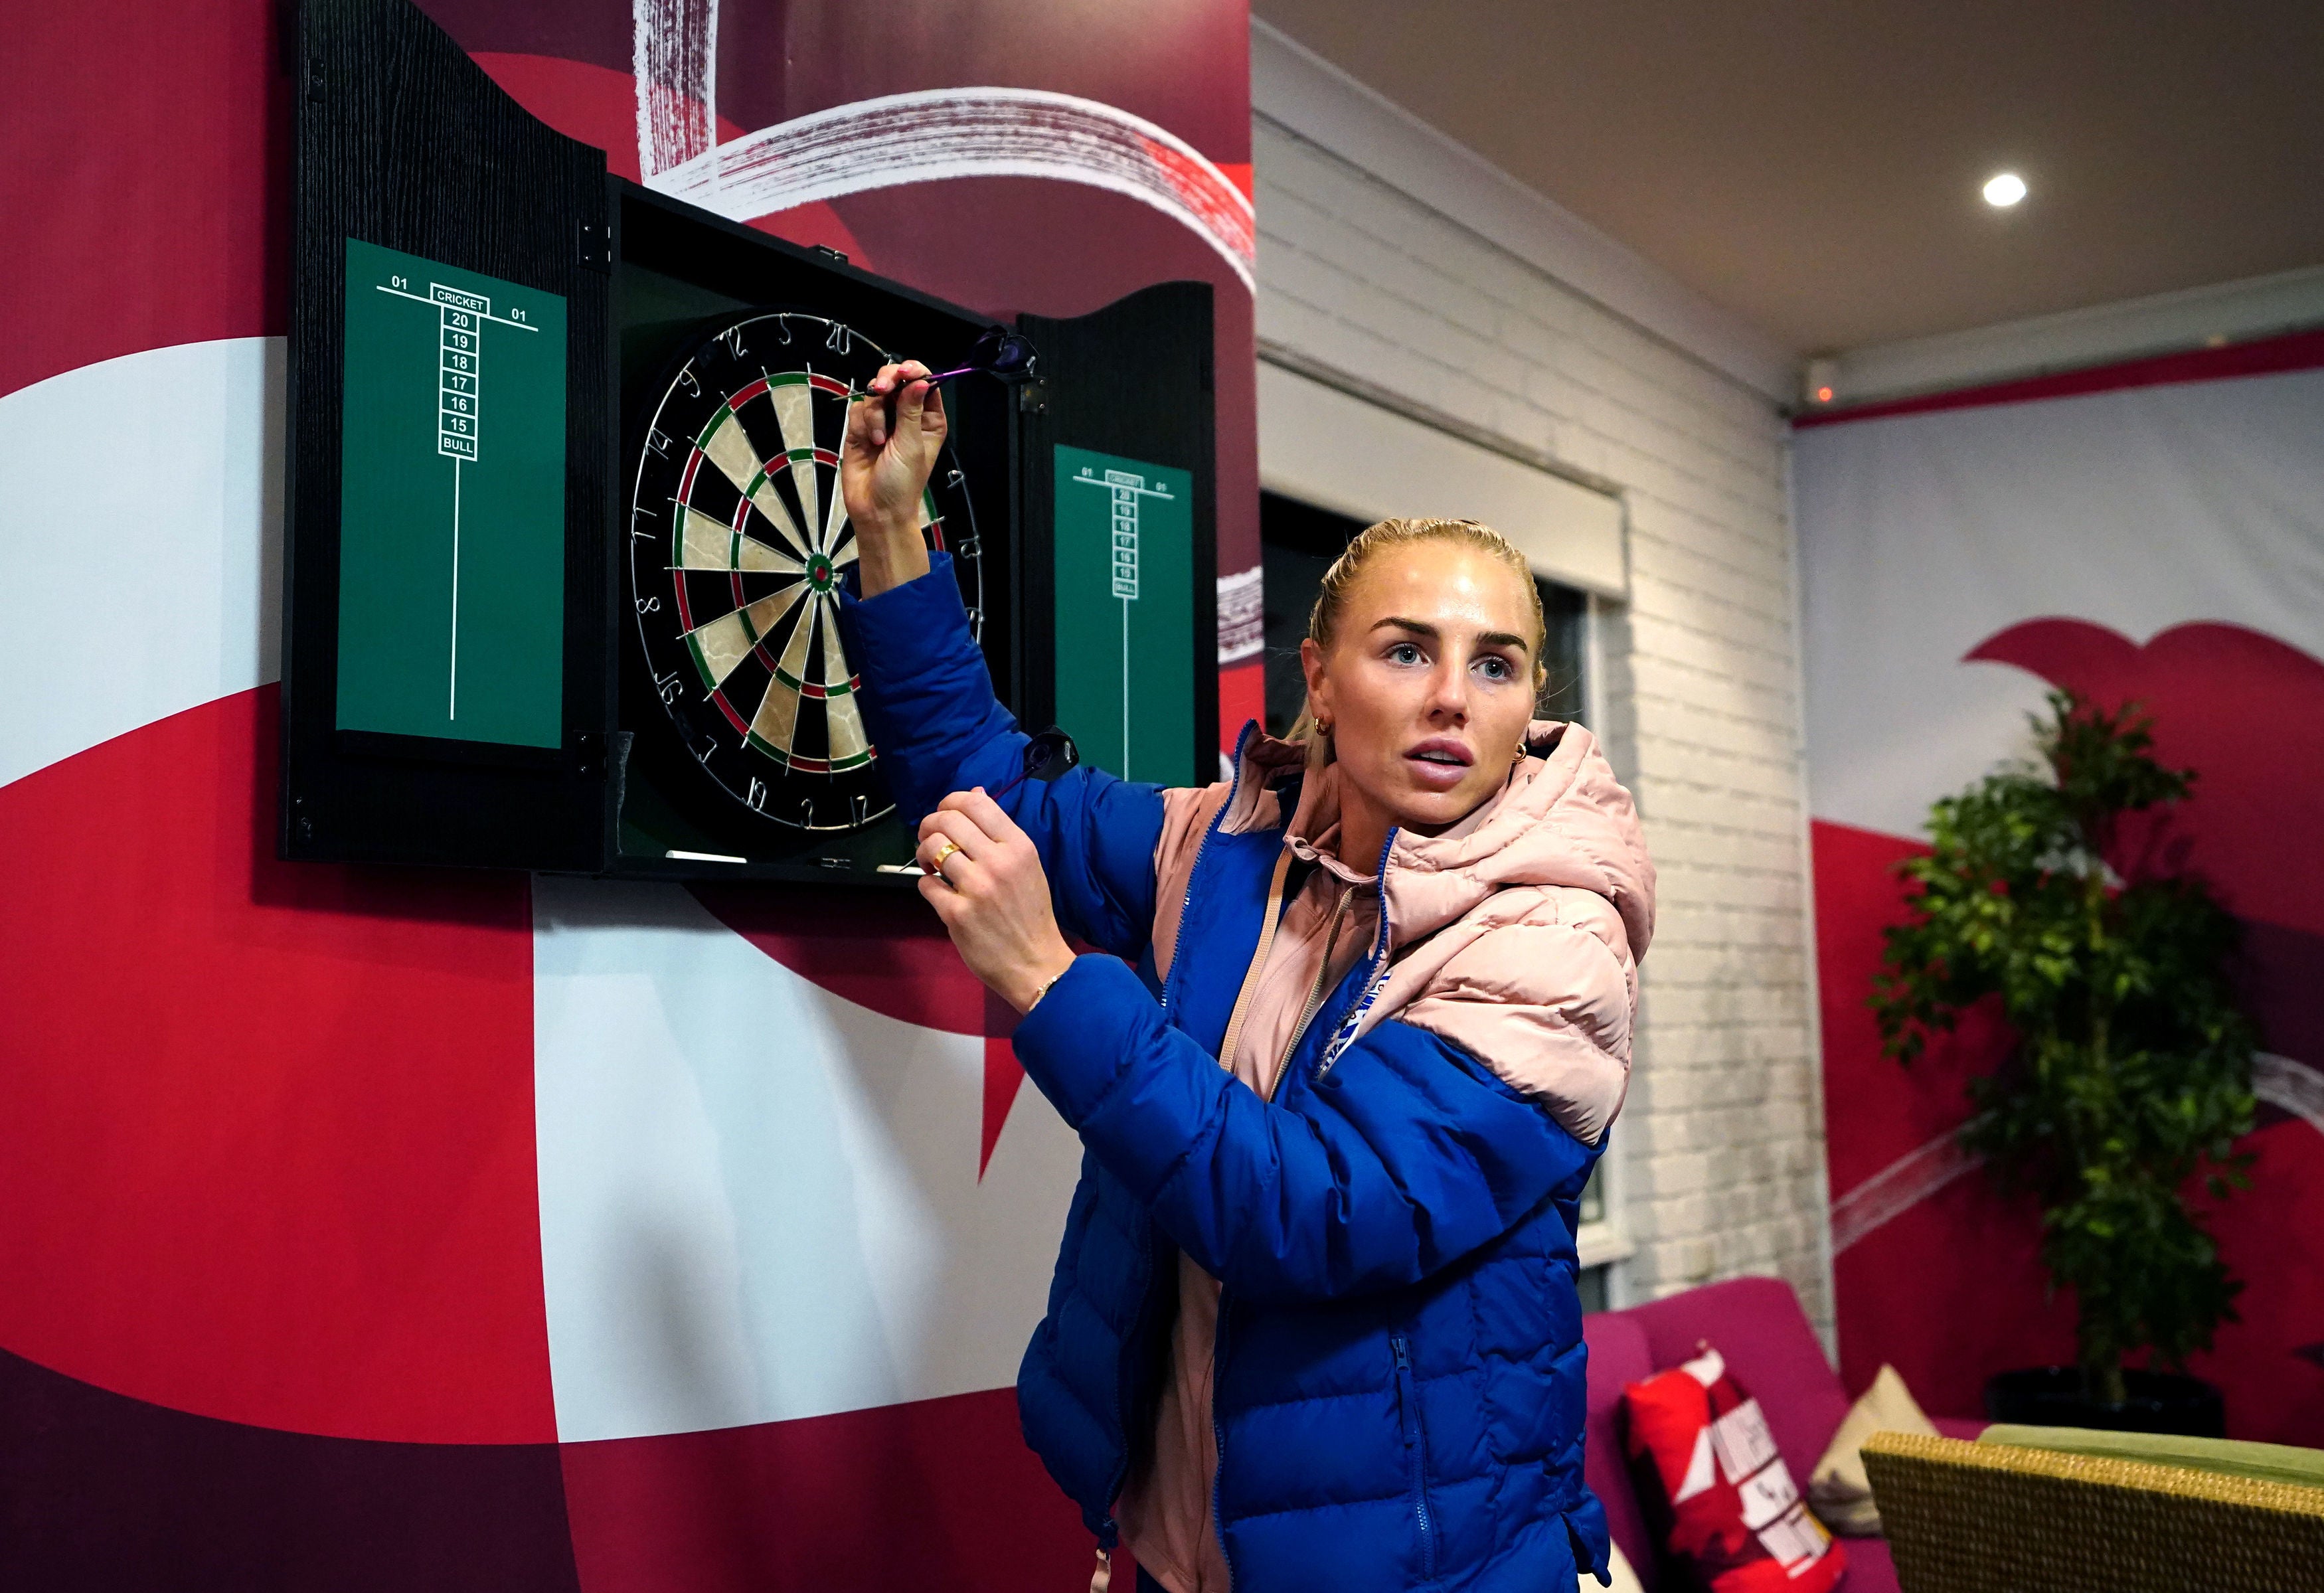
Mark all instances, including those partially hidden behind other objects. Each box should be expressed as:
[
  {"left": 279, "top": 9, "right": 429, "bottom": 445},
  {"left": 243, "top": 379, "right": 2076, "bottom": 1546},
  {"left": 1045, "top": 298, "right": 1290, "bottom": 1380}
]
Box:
[{"left": 916, "top": 788, "right": 1078, "bottom": 1013}]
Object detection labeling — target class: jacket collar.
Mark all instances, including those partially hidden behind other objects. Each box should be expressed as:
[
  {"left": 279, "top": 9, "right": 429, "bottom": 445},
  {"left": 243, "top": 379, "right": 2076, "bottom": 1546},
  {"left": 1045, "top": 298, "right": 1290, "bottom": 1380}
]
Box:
[{"left": 1216, "top": 717, "right": 1657, "bottom": 960}]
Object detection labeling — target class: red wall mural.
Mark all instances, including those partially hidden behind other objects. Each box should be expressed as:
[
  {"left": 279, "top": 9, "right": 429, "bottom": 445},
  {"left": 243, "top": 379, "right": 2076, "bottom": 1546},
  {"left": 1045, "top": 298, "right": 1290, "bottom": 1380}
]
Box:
[
  {"left": 0, "top": 0, "right": 1251, "bottom": 1586},
  {"left": 1795, "top": 337, "right": 2324, "bottom": 1444}
]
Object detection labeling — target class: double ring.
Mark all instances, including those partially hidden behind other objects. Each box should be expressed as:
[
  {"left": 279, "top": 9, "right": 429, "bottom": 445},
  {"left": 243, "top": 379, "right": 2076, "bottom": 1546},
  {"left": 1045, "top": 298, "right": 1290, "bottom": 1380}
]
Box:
[{"left": 926, "top": 838, "right": 962, "bottom": 876}]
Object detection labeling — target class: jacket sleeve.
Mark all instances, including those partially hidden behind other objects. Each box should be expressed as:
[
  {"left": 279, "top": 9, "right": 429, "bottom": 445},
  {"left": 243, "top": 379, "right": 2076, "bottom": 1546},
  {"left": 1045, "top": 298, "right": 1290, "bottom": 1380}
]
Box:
[
  {"left": 839, "top": 554, "right": 1165, "bottom": 962},
  {"left": 1011, "top": 954, "right": 1603, "bottom": 1303}
]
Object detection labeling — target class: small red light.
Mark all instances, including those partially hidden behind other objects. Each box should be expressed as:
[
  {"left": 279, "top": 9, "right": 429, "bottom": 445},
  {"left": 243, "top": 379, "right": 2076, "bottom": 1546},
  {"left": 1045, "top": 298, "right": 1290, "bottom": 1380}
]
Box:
[{"left": 1815, "top": 385, "right": 1834, "bottom": 404}]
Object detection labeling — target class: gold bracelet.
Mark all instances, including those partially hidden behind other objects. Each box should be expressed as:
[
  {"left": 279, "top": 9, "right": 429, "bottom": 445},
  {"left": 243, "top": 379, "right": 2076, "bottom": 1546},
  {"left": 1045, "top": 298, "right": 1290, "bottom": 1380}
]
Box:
[{"left": 1025, "top": 966, "right": 1068, "bottom": 1013}]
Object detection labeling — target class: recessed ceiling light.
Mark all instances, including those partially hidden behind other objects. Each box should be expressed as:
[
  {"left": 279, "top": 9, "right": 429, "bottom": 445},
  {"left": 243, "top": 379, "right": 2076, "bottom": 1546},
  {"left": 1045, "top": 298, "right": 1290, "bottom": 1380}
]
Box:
[{"left": 1983, "top": 172, "right": 2028, "bottom": 208}]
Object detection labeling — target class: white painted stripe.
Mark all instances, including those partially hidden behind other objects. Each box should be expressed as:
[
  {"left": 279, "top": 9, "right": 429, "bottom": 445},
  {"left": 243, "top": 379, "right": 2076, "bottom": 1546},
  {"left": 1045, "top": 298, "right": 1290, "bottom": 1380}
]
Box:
[
  {"left": 532, "top": 875, "right": 1082, "bottom": 1442},
  {"left": 649, "top": 86, "right": 1256, "bottom": 292},
  {"left": 633, "top": 0, "right": 718, "bottom": 181},
  {"left": 1829, "top": 1132, "right": 1981, "bottom": 1256},
  {"left": 0, "top": 337, "right": 281, "bottom": 791},
  {"left": 1829, "top": 1052, "right": 2322, "bottom": 1257},
  {"left": 2256, "top": 1052, "right": 2324, "bottom": 1136}
]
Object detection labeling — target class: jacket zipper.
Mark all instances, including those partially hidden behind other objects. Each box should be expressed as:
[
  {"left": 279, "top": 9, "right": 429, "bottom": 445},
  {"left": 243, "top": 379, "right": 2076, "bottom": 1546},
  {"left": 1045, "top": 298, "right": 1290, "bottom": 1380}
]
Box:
[
  {"left": 1391, "top": 1333, "right": 1436, "bottom": 1580},
  {"left": 1159, "top": 722, "right": 1256, "bottom": 1016},
  {"left": 1312, "top": 825, "right": 1399, "bottom": 1081},
  {"left": 1096, "top": 1206, "right": 1156, "bottom": 1555},
  {"left": 1212, "top": 1298, "right": 1236, "bottom": 1593},
  {"left": 1271, "top": 881, "right": 1361, "bottom": 1092}
]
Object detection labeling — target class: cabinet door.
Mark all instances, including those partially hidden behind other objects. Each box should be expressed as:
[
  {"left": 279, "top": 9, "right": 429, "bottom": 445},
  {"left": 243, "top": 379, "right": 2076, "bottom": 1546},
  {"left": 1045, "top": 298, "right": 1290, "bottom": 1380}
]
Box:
[
  {"left": 1019, "top": 284, "right": 1220, "bottom": 788},
  {"left": 282, "top": 0, "right": 612, "bottom": 870}
]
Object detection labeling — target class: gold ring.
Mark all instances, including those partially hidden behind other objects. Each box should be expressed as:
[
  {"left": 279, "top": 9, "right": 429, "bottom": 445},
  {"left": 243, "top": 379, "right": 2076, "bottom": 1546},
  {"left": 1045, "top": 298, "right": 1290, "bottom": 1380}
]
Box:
[{"left": 927, "top": 839, "right": 961, "bottom": 873}]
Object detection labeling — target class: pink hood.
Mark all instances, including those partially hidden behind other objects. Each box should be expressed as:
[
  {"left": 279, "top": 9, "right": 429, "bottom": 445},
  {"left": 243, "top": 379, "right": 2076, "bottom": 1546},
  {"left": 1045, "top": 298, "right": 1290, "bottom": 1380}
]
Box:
[{"left": 1153, "top": 720, "right": 1655, "bottom": 1143}]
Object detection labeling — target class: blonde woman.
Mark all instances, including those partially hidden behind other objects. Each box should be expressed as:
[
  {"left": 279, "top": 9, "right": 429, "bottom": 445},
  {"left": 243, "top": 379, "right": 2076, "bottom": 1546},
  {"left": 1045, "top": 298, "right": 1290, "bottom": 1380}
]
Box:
[{"left": 840, "top": 364, "right": 1653, "bottom": 1593}]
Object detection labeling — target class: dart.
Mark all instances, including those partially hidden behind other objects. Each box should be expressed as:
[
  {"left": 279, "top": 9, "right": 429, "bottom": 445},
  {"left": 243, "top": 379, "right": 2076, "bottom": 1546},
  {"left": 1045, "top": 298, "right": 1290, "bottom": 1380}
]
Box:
[
  {"left": 845, "top": 326, "right": 1038, "bottom": 401},
  {"left": 985, "top": 727, "right": 1080, "bottom": 801},
  {"left": 873, "top": 728, "right": 1078, "bottom": 877}
]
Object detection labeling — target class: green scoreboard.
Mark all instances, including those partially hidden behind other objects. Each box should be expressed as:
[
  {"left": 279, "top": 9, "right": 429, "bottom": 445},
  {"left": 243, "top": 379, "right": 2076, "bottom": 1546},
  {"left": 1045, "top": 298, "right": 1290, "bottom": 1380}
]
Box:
[
  {"left": 1052, "top": 446, "right": 1197, "bottom": 788},
  {"left": 336, "top": 239, "right": 568, "bottom": 748}
]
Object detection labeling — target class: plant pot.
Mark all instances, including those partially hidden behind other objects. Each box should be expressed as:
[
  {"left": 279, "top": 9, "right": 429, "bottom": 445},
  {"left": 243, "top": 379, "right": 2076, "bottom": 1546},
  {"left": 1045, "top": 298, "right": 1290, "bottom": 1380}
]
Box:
[{"left": 1983, "top": 1367, "right": 2225, "bottom": 1437}]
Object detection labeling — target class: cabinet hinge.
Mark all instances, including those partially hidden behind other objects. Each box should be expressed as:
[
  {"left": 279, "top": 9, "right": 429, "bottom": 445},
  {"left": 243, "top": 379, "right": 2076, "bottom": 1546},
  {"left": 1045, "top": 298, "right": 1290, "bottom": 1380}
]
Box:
[{"left": 578, "top": 218, "right": 613, "bottom": 274}]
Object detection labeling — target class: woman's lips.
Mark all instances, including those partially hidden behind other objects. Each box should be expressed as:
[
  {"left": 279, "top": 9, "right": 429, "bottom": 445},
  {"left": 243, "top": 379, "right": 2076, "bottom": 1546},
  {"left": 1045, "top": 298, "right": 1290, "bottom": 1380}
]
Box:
[{"left": 1404, "top": 738, "right": 1473, "bottom": 790}]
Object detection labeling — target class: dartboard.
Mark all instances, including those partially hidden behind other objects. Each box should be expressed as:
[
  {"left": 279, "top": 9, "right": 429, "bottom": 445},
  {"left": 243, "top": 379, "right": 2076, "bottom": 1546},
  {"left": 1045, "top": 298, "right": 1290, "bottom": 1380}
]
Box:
[{"left": 627, "top": 311, "right": 980, "bottom": 831}]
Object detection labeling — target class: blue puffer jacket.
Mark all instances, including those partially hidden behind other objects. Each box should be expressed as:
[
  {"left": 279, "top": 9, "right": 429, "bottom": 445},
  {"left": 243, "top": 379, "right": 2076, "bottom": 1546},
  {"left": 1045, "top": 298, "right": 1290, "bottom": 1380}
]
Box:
[{"left": 844, "top": 558, "right": 1651, "bottom": 1591}]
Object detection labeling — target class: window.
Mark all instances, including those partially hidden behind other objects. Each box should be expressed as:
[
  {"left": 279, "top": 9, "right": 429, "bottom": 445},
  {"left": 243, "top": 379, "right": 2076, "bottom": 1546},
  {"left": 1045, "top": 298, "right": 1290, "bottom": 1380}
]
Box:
[{"left": 1258, "top": 493, "right": 1593, "bottom": 734}]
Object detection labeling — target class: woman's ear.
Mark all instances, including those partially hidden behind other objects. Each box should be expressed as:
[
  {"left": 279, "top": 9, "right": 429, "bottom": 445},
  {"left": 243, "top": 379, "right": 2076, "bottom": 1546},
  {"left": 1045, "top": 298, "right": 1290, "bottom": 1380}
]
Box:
[{"left": 1299, "top": 636, "right": 1329, "bottom": 722}]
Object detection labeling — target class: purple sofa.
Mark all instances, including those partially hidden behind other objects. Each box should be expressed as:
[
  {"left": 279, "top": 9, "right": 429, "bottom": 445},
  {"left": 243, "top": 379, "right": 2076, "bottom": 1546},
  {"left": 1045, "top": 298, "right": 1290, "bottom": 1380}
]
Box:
[{"left": 1582, "top": 1277, "right": 1985, "bottom": 1592}]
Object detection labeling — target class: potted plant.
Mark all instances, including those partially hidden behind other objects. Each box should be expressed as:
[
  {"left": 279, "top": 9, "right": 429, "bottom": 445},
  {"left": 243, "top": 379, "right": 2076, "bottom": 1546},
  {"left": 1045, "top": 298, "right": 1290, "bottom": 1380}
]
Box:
[{"left": 1871, "top": 691, "right": 2257, "bottom": 1434}]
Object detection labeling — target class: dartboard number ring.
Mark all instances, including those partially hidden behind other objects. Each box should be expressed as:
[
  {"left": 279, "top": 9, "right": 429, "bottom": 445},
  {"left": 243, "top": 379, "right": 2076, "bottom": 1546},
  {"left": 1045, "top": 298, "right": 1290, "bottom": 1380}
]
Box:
[{"left": 627, "top": 312, "right": 981, "bottom": 832}]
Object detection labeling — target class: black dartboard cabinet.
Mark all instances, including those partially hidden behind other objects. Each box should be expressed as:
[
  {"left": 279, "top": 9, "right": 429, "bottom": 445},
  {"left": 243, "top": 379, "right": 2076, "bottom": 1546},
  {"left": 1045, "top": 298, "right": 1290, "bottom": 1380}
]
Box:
[{"left": 280, "top": 0, "right": 1217, "bottom": 884}]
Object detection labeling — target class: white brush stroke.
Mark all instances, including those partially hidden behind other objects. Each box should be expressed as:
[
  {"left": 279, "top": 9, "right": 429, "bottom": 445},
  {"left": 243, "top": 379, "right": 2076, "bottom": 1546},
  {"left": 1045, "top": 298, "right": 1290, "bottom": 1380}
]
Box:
[
  {"left": 2255, "top": 1051, "right": 2324, "bottom": 1136},
  {"left": 649, "top": 86, "right": 1256, "bottom": 292},
  {"left": 633, "top": 0, "right": 717, "bottom": 183},
  {"left": 1829, "top": 1131, "right": 1982, "bottom": 1257},
  {"left": 0, "top": 336, "right": 282, "bottom": 791},
  {"left": 1831, "top": 1050, "right": 2324, "bottom": 1256},
  {"left": 533, "top": 875, "right": 1084, "bottom": 1442}
]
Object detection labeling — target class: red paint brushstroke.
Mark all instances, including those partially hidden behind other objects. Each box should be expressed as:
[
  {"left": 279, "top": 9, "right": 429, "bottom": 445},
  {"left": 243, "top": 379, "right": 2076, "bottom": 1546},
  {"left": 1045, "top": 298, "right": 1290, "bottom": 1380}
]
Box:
[
  {"left": 1218, "top": 658, "right": 1266, "bottom": 755},
  {"left": 1, "top": 0, "right": 286, "bottom": 400},
  {"left": 0, "top": 689, "right": 552, "bottom": 1443},
  {"left": 559, "top": 1386, "right": 1097, "bottom": 1593},
  {"left": 983, "top": 1039, "right": 1028, "bottom": 1182}
]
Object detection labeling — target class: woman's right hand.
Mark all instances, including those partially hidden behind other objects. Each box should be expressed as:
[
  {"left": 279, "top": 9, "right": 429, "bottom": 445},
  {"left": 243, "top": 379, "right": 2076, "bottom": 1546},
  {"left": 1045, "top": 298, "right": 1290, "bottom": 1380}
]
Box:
[{"left": 841, "top": 359, "right": 945, "bottom": 596}]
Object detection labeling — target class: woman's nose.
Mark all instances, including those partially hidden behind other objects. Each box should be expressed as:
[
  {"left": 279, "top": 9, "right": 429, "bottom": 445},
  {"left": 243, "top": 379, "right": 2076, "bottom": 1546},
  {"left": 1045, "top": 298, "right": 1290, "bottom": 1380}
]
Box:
[{"left": 1426, "top": 662, "right": 1468, "bottom": 719}]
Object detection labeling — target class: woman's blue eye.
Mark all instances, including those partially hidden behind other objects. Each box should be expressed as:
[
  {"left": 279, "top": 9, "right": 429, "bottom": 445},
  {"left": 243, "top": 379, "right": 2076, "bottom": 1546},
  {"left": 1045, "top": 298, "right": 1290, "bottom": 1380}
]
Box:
[
  {"left": 1477, "top": 657, "right": 1512, "bottom": 681},
  {"left": 1388, "top": 643, "right": 1423, "bottom": 665}
]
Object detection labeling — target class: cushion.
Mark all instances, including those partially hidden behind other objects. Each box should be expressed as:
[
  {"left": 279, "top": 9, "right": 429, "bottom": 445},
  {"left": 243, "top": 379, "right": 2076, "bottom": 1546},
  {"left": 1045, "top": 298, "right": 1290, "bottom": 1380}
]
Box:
[
  {"left": 1621, "top": 1343, "right": 1847, "bottom": 1592},
  {"left": 1624, "top": 1277, "right": 1851, "bottom": 1485},
  {"left": 1809, "top": 1363, "right": 1940, "bottom": 1536},
  {"left": 1583, "top": 1310, "right": 1659, "bottom": 1579}
]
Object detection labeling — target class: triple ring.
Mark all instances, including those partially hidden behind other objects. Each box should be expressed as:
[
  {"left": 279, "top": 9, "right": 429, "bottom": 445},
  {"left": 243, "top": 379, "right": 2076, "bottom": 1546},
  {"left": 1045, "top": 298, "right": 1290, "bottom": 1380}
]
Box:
[{"left": 926, "top": 839, "right": 962, "bottom": 874}]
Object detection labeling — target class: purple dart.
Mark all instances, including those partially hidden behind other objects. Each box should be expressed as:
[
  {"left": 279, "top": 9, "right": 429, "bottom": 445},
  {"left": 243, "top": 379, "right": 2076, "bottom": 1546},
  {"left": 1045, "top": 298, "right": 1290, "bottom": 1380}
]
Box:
[{"left": 847, "top": 326, "right": 1037, "bottom": 400}]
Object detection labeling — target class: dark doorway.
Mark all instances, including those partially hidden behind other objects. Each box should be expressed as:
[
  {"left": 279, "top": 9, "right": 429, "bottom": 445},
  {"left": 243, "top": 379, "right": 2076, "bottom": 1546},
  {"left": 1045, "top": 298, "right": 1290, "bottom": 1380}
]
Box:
[{"left": 1259, "top": 492, "right": 1592, "bottom": 736}]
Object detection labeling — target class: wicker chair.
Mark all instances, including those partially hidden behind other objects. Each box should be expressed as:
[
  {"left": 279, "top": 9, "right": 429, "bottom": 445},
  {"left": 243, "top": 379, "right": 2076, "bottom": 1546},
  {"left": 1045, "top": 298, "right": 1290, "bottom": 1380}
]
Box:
[{"left": 1862, "top": 1428, "right": 2324, "bottom": 1592}]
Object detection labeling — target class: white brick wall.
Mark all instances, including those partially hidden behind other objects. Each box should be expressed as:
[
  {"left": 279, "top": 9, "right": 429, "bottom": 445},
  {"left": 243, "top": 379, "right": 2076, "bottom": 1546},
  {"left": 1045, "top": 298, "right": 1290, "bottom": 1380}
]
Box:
[{"left": 1254, "top": 116, "right": 1835, "bottom": 1335}]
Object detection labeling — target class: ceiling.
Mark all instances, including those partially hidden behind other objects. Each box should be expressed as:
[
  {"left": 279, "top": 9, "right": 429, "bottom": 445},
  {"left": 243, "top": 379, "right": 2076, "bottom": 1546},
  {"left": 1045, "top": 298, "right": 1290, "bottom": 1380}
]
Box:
[{"left": 1250, "top": 1, "right": 2324, "bottom": 354}]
